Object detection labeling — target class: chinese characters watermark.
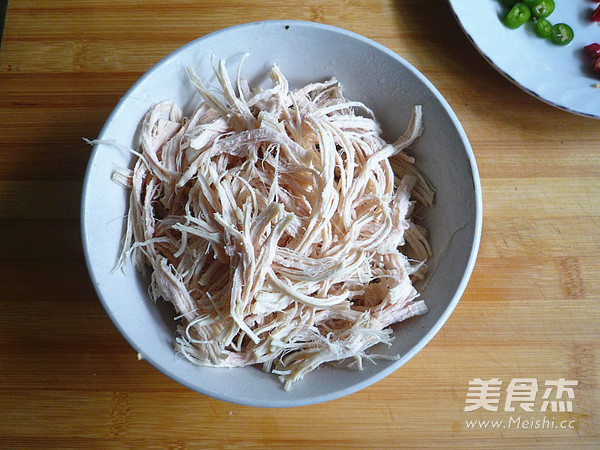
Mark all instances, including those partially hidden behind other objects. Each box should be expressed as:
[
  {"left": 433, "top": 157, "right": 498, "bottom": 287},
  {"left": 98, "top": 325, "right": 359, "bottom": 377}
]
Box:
[{"left": 465, "top": 378, "right": 578, "bottom": 413}]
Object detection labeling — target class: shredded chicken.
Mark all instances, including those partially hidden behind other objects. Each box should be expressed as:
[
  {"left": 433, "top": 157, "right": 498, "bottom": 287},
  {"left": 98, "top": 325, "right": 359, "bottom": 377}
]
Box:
[{"left": 111, "top": 59, "right": 434, "bottom": 390}]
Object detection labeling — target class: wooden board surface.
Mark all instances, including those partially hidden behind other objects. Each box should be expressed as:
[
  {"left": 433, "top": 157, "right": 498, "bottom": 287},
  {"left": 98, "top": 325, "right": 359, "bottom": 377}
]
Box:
[{"left": 1, "top": 0, "right": 599, "bottom": 447}]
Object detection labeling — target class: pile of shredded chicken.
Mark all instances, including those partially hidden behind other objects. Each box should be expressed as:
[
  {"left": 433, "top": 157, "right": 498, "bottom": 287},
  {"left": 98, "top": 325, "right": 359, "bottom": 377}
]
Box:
[{"left": 112, "top": 60, "right": 434, "bottom": 390}]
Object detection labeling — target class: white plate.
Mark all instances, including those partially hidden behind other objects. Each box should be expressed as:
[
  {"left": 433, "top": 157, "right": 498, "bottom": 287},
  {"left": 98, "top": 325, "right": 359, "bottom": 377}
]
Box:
[
  {"left": 81, "top": 20, "right": 482, "bottom": 407},
  {"left": 448, "top": 0, "right": 600, "bottom": 118}
]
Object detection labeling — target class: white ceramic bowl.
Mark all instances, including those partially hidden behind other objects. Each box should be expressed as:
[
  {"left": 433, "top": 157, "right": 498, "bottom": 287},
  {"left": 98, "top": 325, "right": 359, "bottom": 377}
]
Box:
[{"left": 81, "top": 20, "right": 482, "bottom": 407}]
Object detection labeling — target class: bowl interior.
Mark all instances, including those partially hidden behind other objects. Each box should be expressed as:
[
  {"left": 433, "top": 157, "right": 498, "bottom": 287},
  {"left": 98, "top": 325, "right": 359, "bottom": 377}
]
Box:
[{"left": 81, "top": 20, "right": 482, "bottom": 407}]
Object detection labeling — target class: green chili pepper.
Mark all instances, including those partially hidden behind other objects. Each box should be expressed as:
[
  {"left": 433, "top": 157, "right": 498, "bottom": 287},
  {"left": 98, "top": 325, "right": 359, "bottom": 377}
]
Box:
[
  {"left": 531, "top": 0, "right": 555, "bottom": 19},
  {"left": 534, "top": 18, "right": 552, "bottom": 38},
  {"left": 523, "top": 0, "right": 542, "bottom": 8},
  {"left": 551, "top": 23, "right": 574, "bottom": 45},
  {"left": 504, "top": 3, "right": 531, "bottom": 29}
]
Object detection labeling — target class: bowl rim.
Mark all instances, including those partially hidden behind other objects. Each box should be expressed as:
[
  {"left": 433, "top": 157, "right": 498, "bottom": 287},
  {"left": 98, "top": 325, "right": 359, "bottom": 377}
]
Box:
[{"left": 81, "top": 19, "right": 483, "bottom": 407}]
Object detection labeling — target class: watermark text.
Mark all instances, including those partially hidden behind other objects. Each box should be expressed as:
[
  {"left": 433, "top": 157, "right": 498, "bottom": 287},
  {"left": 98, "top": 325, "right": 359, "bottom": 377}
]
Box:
[{"left": 465, "top": 415, "right": 576, "bottom": 430}]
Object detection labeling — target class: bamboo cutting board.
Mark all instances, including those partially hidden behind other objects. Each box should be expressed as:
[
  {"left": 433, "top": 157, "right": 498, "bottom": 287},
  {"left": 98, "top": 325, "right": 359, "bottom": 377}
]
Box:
[{"left": 0, "top": 0, "right": 599, "bottom": 447}]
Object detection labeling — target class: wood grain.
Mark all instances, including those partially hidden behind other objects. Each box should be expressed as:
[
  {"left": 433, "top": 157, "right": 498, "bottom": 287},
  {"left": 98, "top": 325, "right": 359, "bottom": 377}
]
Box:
[{"left": 1, "top": 0, "right": 599, "bottom": 447}]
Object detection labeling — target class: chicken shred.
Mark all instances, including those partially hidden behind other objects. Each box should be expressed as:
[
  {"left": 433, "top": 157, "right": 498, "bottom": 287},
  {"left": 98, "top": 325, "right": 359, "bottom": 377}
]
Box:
[{"left": 113, "top": 60, "right": 434, "bottom": 390}]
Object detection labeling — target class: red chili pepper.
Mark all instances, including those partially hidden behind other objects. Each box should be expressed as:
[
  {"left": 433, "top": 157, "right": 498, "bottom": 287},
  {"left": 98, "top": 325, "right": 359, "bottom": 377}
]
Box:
[
  {"left": 584, "top": 43, "right": 600, "bottom": 58},
  {"left": 593, "top": 57, "right": 600, "bottom": 75},
  {"left": 592, "top": 4, "right": 600, "bottom": 22}
]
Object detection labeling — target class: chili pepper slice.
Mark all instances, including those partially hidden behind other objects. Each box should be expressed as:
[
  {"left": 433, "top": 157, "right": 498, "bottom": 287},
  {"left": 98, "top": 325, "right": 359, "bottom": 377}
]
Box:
[
  {"left": 584, "top": 43, "right": 600, "bottom": 58},
  {"left": 593, "top": 57, "right": 600, "bottom": 75},
  {"left": 551, "top": 23, "right": 574, "bottom": 45},
  {"left": 592, "top": 5, "right": 600, "bottom": 23},
  {"left": 534, "top": 18, "right": 552, "bottom": 38},
  {"left": 504, "top": 3, "right": 531, "bottom": 29},
  {"left": 523, "top": 0, "right": 543, "bottom": 9},
  {"left": 530, "top": 0, "right": 555, "bottom": 19}
]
